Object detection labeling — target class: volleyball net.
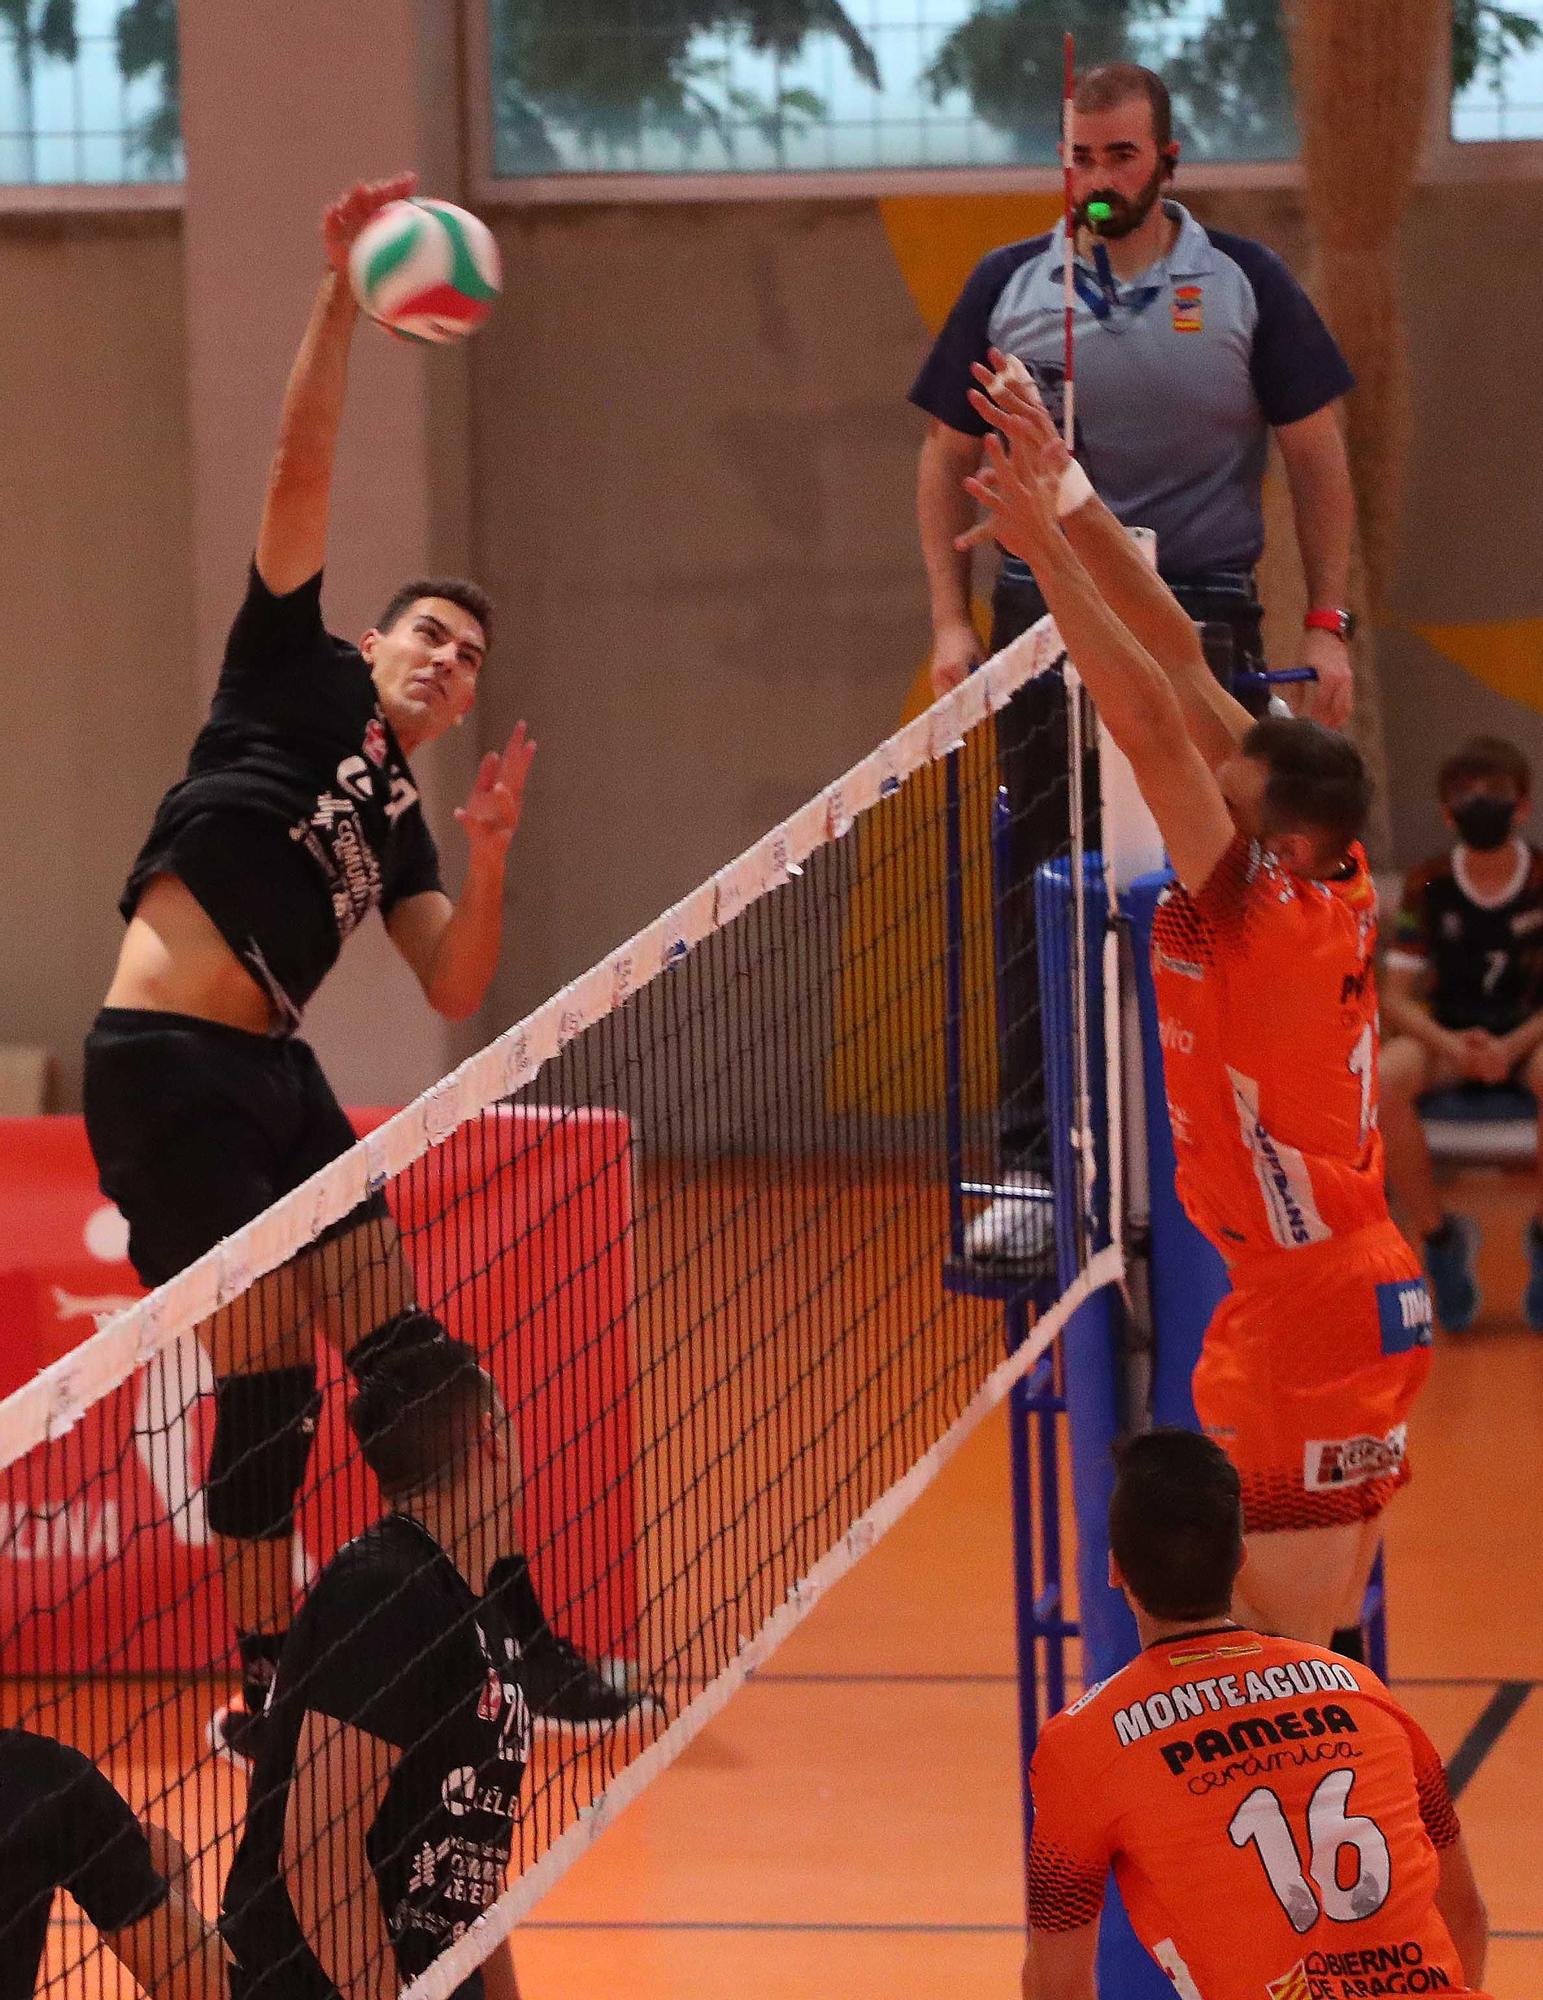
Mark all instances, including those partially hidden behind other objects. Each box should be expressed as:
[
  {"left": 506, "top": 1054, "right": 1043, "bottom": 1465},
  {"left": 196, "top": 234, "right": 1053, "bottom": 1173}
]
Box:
[{"left": 1, "top": 621, "right": 1122, "bottom": 2000}]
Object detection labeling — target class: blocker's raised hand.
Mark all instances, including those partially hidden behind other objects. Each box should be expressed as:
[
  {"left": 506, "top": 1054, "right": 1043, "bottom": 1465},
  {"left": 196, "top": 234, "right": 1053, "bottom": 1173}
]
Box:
[
  {"left": 455, "top": 722, "right": 537, "bottom": 858},
  {"left": 322, "top": 173, "right": 419, "bottom": 274}
]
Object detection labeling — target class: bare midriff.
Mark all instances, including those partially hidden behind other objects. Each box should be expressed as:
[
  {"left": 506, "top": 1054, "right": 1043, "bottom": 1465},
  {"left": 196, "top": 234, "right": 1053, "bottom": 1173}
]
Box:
[{"left": 103, "top": 874, "right": 277, "bottom": 1034}]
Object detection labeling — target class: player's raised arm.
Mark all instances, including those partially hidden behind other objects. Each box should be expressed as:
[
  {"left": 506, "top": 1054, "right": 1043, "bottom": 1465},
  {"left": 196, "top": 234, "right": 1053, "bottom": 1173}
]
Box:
[
  {"left": 255, "top": 174, "right": 417, "bottom": 596},
  {"left": 960, "top": 396, "right": 1236, "bottom": 894},
  {"left": 966, "top": 359, "right": 1255, "bottom": 773}
]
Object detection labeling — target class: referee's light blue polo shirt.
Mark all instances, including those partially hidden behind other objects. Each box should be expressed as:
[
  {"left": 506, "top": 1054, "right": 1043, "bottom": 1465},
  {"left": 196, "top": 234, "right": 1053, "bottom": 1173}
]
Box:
[{"left": 909, "top": 201, "right": 1353, "bottom": 587}]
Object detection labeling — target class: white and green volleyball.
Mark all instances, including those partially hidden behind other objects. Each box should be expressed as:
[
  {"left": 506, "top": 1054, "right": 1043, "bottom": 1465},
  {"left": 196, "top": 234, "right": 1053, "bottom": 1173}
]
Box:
[{"left": 349, "top": 197, "right": 501, "bottom": 344}]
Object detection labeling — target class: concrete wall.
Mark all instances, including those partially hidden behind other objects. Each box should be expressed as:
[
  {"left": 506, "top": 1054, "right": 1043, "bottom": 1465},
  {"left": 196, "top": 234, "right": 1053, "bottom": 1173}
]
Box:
[
  {"left": 6, "top": 175, "right": 1543, "bottom": 1105},
  {"left": 0, "top": 213, "right": 194, "bottom": 1108}
]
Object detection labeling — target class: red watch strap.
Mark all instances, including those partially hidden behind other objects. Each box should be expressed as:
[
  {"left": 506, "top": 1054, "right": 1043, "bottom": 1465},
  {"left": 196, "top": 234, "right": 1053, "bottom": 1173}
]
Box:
[{"left": 1304, "top": 608, "right": 1349, "bottom": 633}]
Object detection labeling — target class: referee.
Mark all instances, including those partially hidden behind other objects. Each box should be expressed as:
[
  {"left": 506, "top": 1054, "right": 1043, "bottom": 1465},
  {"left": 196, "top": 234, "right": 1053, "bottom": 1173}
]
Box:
[
  {"left": 83, "top": 175, "right": 631, "bottom": 1757},
  {"left": 911, "top": 64, "right": 1357, "bottom": 1260},
  {"left": 0, "top": 1732, "right": 225, "bottom": 1999},
  {"left": 222, "top": 1340, "right": 530, "bottom": 2000}
]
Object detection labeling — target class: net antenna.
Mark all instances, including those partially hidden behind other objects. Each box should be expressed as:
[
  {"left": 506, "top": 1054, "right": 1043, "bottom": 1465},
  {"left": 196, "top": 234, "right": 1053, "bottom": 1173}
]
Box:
[{"left": 1061, "top": 28, "right": 1077, "bottom": 452}]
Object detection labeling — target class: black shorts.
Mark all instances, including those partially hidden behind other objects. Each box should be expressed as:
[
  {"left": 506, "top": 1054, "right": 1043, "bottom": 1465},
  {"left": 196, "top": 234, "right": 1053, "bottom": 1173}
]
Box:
[{"left": 83, "top": 1007, "right": 387, "bottom": 1288}]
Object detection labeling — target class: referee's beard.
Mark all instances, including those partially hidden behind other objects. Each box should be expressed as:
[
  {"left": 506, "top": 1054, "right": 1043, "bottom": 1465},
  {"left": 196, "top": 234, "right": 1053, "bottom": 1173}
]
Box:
[{"left": 1080, "top": 161, "right": 1167, "bottom": 241}]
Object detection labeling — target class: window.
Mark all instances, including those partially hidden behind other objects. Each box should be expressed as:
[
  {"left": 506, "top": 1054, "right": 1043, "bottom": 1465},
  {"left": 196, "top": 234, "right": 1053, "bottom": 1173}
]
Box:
[
  {"left": 0, "top": 0, "right": 180, "bottom": 186},
  {"left": 487, "top": 1, "right": 1301, "bottom": 183},
  {"left": 1452, "top": 0, "right": 1543, "bottom": 139}
]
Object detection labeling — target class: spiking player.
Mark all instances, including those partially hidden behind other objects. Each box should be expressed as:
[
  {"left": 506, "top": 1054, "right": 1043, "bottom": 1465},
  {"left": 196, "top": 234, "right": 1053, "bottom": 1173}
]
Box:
[
  {"left": 963, "top": 364, "right": 1433, "bottom": 1651},
  {"left": 1023, "top": 1430, "right": 1491, "bottom": 2000},
  {"left": 82, "top": 174, "right": 636, "bottom": 1756}
]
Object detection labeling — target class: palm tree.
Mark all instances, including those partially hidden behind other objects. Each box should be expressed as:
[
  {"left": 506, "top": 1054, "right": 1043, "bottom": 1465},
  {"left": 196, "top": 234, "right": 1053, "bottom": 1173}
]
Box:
[
  {"left": 489, "top": 0, "right": 878, "bottom": 173},
  {"left": 0, "top": 0, "right": 76, "bottom": 181},
  {"left": 115, "top": 0, "right": 181, "bottom": 175}
]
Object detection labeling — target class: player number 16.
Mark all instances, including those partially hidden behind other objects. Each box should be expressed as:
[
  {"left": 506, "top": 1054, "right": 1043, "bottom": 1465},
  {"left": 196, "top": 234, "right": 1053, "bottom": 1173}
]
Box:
[{"left": 1228, "top": 1769, "right": 1393, "bottom": 1934}]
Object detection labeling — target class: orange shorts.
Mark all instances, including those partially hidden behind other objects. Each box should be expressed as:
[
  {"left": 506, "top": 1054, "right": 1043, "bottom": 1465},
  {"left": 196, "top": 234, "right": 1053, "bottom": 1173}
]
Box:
[{"left": 1192, "top": 1220, "right": 1434, "bottom": 1533}]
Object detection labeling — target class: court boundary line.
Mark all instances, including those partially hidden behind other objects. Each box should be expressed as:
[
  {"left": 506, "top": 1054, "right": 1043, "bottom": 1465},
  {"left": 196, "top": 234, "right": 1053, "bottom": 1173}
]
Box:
[{"left": 1446, "top": 1679, "right": 1533, "bottom": 1801}]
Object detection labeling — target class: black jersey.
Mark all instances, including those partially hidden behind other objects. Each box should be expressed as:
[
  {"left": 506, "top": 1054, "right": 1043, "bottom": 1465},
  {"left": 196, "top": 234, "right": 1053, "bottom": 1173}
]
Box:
[
  {"left": 0, "top": 1729, "right": 168, "bottom": 2000},
  {"left": 1386, "top": 842, "right": 1543, "bottom": 1035},
  {"left": 222, "top": 1514, "right": 529, "bottom": 2000},
  {"left": 123, "top": 566, "right": 443, "bottom": 1032}
]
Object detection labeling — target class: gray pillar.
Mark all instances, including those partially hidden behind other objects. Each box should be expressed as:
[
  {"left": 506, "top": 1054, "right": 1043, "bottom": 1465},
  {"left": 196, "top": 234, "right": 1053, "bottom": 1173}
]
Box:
[{"left": 177, "top": 0, "right": 482, "bottom": 1106}]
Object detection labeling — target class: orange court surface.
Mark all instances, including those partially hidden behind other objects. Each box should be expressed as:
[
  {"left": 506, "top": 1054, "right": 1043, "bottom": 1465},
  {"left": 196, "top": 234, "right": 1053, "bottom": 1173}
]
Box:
[{"left": 34, "top": 1167, "right": 1543, "bottom": 2000}]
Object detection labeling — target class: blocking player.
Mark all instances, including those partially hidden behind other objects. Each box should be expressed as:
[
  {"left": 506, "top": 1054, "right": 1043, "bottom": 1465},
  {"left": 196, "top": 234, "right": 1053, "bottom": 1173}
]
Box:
[
  {"left": 1023, "top": 1429, "right": 1492, "bottom": 2000},
  {"left": 222, "top": 1339, "right": 533, "bottom": 2000},
  {"left": 83, "top": 174, "right": 632, "bottom": 1756},
  {"left": 962, "top": 363, "right": 1432, "bottom": 1649},
  {"left": 1380, "top": 736, "right": 1543, "bottom": 1331},
  {"left": 0, "top": 1728, "right": 226, "bottom": 1999}
]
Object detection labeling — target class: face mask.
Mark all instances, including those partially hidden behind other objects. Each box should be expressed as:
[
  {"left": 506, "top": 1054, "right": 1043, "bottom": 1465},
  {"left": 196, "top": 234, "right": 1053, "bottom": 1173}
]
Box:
[{"left": 1452, "top": 794, "right": 1517, "bottom": 851}]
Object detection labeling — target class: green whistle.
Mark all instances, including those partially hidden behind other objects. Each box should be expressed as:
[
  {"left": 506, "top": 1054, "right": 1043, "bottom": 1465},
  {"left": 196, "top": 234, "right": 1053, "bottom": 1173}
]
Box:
[{"left": 1086, "top": 199, "right": 1113, "bottom": 224}]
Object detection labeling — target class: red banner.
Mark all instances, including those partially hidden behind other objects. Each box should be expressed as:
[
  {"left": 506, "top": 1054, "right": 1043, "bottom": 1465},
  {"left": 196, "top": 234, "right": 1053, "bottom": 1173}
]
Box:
[{"left": 0, "top": 1109, "right": 637, "bottom": 1675}]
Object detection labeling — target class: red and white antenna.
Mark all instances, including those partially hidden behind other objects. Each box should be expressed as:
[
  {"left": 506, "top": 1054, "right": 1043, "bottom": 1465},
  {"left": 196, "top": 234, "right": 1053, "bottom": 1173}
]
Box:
[{"left": 1061, "top": 29, "right": 1077, "bottom": 451}]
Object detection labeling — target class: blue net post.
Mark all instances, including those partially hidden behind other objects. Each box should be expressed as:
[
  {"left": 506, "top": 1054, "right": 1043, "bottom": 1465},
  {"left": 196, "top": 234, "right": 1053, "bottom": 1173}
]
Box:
[
  {"left": 940, "top": 768, "right": 1076, "bottom": 1909},
  {"left": 1036, "top": 852, "right": 1169, "bottom": 2000}
]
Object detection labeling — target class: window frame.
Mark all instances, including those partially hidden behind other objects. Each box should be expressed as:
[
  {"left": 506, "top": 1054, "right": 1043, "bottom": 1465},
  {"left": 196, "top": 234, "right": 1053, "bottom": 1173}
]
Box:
[{"left": 469, "top": 0, "right": 1543, "bottom": 207}]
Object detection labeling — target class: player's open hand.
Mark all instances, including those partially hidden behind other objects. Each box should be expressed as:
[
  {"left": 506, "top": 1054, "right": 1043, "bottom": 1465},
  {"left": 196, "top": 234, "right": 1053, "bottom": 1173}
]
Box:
[
  {"left": 455, "top": 722, "right": 536, "bottom": 860},
  {"left": 323, "top": 174, "right": 419, "bottom": 274},
  {"left": 955, "top": 351, "right": 1076, "bottom": 555}
]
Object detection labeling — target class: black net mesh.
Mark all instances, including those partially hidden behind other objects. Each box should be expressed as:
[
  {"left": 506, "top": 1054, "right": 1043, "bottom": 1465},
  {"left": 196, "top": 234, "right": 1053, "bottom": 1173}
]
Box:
[{"left": 0, "top": 652, "right": 1097, "bottom": 2000}]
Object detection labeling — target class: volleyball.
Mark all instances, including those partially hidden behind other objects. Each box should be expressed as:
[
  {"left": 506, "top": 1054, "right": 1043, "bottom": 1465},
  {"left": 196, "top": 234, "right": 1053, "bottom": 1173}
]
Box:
[{"left": 348, "top": 197, "right": 501, "bottom": 344}]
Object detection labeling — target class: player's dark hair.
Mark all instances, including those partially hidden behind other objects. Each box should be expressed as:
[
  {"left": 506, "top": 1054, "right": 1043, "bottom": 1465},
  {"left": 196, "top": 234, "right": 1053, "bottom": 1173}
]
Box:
[
  {"left": 377, "top": 577, "right": 494, "bottom": 651},
  {"left": 1109, "top": 1429, "right": 1244, "bottom": 1621},
  {"left": 1242, "top": 716, "right": 1371, "bottom": 856},
  {"left": 1074, "top": 63, "right": 1174, "bottom": 154},
  {"left": 1437, "top": 734, "right": 1531, "bottom": 803},
  {"left": 348, "top": 1337, "right": 491, "bottom": 1499}
]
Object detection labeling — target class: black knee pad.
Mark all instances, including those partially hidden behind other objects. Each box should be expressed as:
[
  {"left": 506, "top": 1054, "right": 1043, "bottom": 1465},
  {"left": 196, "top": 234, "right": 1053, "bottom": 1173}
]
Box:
[
  {"left": 205, "top": 1366, "right": 322, "bottom": 1542},
  {"left": 345, "top": 1307, "right": 448, "bottom": 1378}
]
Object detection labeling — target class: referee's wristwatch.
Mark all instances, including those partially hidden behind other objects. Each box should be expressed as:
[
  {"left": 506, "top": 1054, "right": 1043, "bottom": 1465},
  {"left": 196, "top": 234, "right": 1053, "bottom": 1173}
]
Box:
[{"left": 1304, "top": 607, "right": 1357, "bottom": 643}]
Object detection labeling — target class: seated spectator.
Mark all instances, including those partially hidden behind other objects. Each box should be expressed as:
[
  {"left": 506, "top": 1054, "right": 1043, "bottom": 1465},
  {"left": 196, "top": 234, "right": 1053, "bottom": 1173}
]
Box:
[
  {"left": 1381, "top": 736, "right": 1543, "bottom": 1331},
  {"left": 0, "top": 1727, "right": 226, "bottom": 1999}
]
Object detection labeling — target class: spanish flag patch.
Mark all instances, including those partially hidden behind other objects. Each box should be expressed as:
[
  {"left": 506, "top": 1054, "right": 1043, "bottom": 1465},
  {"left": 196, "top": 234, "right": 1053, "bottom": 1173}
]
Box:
[{"left": 1173, "top": 282, "right": 1203, "bottom": 333}]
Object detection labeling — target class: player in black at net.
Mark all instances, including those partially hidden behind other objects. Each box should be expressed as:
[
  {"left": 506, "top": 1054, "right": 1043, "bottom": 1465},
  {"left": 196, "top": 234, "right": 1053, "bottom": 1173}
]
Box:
[
  {"left": 223, "top": 1339, "right": 531, "bottom": 2000},
  {"left": 0, "top": 1729, "right": 226, "bottom": 2000},
  {"left": 81, "top": 172, "right": 637, "bottom": 1759}
]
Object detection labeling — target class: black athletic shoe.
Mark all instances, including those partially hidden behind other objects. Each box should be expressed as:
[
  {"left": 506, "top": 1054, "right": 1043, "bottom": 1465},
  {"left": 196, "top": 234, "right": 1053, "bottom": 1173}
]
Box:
[
  {"left": 519, "top": 1630, "right": 660, "bottom": 1733},
  {"left": 206, "top": 1698, "right": 267, "bottom": 1766}
]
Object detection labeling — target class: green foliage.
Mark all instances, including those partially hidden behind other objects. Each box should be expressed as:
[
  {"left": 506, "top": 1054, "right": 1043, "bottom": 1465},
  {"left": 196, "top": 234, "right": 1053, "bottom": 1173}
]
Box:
[
  {"left": 489, "top": 0, "right": 879, "bottom": 170},
  {"left": 919, "top": 0, "right": 1154, "bottom": 158},
  {"left": 115, "top": 0, "right": 181, "bottom": 172},
  {"left": 1453, "top": 0, "right": 1543, "bottom": 92}
]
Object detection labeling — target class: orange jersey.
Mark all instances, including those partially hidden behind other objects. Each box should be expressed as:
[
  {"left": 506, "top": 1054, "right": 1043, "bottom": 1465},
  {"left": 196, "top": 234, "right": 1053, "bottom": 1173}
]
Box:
[
  {"left": 1151, "top": 835, "right": 1387, "bottom": 1263},
  {"left": 1028, "top": 1628, "right": 1470, "bottom": 2000}
]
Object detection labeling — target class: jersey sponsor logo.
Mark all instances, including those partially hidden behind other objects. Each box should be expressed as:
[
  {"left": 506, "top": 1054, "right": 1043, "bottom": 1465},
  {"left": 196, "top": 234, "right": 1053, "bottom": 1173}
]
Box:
[
  {"left": 1304, "top": 1425, "right": 1408, "bottom": 1493},
  {"left": 335, "top": 754, "right": 375, "bottom": 802},
  {"left": 1158, "top": 1016, "right": 1195, "bottom": 1056},
  {"left": 1158, "top": 1703, "right": 1360, "bottom": 1777},
  {"left": 1292, "top": 1942, "right": 1460, "bottom": 1996},
  {"left": 1228, "top": 1068, "right": 1332, "bottom": 1249},
  {"left": 1112, "top": 1659, "right": 1361, "bottom": 1746},
  {"left": 1375, "top": 1278, "right": 1434, "bottom": 1356},
  {"left": 1172, "top": 282, "right": 1203, "bottom": 333}
]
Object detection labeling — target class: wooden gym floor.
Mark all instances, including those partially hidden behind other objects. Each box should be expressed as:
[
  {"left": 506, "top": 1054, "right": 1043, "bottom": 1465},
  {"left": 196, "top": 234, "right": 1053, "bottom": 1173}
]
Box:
[
  {"left": 36, "top": 1166, "right": 1542, "bottom": 1998},
  {"left": 515, "top": 1164, "right": 1543, "bottom": 2000}
]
